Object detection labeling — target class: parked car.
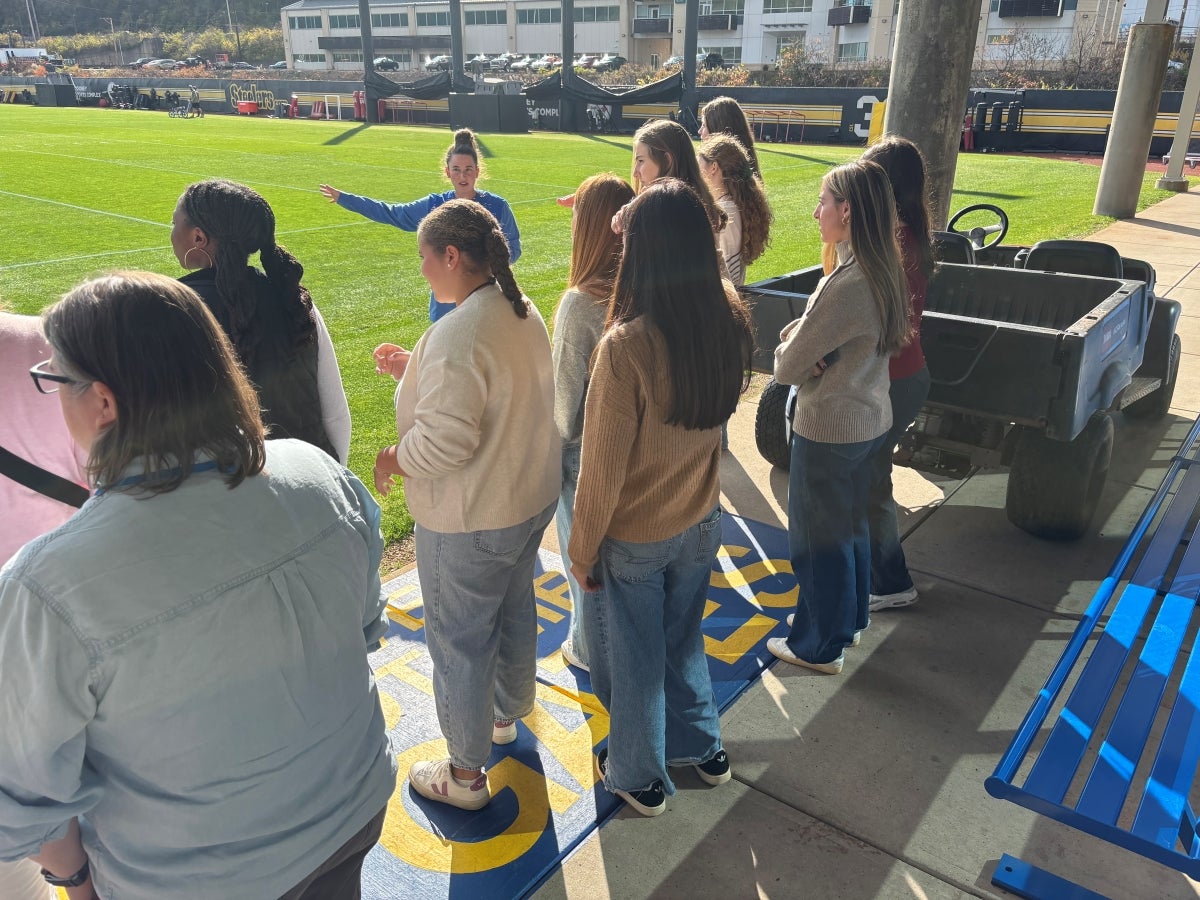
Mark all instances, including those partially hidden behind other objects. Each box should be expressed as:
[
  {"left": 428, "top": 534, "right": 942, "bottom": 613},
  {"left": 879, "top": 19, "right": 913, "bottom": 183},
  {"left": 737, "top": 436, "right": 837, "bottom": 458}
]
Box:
[
  {"left": 532, "top": 54, "right": 560, "bottom": 70},
  {"left": 465, "top": 54, "right": 491, "bottom": 72},
  {"left": 490, "top": 52, "right": 521, "bottom": 70},
  {"left": 702, "top": 51, "right": 726, "bottom": 69},
  {"left": 509, "top": 55, "right": 535, "bottom": 71},
  {"left": 129, "top": 57, "right": 155, "bottom": 69},
  {"left": 425, "top": 55, "right": 451, "bottom": 71},
  {"left": 230, "top": 61, "right": 257, "bottom": 70},
  {"left": 269, "top": 60, "right": 288, "bottom": 70},
  {"left": 181, "top": 56, "right": 207, "bottom": 68},
  {"left": 374, "top": 57, "right": 400, "bottom": 71},
  {"left": 146, "top": 59, "right": 182, "bottom": 70},
  {"left": 573, "top": 54, "right": 596, "bottom": 69},
  {"left": 593, "top": 53, "right": 626, "bottom": 72}
]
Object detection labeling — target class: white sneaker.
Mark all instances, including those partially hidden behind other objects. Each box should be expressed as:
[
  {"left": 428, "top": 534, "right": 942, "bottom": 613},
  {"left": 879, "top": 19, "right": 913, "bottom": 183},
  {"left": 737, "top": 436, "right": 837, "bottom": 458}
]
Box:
[
  {"left": 408, "top": 758, "right": 491, "bottom": 810},
  {"left": 492, "top": 718, "right": 517, "bottom": 745},
  {"left": 869, "top": 587, "right": 918, "bottom": 612},
  {"left": 767, "top": 637, "right": 844, "bottom": 674},
  {"left": 785, "top": 614, "right": 860, "bottom": 646},
  {"left": 561, "top": 638, "right": 590, "bottom": 672}
]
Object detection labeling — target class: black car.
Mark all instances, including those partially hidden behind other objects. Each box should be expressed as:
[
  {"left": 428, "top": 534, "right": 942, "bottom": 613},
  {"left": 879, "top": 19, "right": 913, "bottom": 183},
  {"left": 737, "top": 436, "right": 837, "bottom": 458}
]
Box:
[
  {"left": 374, "top": 57, "right": 400, "bottom": 71},
  {"left": 269, "top": 61, "right": 288, "bottom": 70},
  {"left": 593, "top": 54, "right": 626, "bottom": 72},
  {"left": 129, "top": 57, "right": 155, "bottom": 69},
  {"left": 425, "top": 55, "right": 451, "bottom": 71}
]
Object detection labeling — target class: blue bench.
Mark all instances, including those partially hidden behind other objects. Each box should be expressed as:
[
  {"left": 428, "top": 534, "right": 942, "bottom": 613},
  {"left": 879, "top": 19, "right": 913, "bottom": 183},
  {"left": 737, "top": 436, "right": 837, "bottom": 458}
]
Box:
[{"left": 987, "top": 413, "right": 1200, "bottom": 899}]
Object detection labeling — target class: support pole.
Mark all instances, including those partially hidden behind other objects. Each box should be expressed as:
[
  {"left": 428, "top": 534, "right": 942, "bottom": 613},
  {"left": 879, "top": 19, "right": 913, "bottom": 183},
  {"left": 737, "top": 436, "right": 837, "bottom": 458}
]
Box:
[
  {"left": 449, "top": 0, "right": 464, "bottom": 87},
  {"left": 880, "top": 0, "right": 981, "bottom": 228},
  {"left": 1094, "top": 23, "right": 1174, "bottom": 217},
  {"left": 680, "top": 0, "right": 699, "bottom": 128},
  {"left": 561, "top": 0, "right": 576, "bottom": 131},
  {"left": 358, "top": 0, "right": 379, "bottom": 123},
  {"left": 1157, "top": 37, "right": 1200, "bottom": 191}
]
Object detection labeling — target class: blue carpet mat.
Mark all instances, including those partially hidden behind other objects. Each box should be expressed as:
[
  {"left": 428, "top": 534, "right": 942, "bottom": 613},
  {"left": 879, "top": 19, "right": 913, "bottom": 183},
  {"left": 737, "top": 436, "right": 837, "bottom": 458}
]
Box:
[{"left": 361, "top": 513, "right": 796, "bottom": 899}]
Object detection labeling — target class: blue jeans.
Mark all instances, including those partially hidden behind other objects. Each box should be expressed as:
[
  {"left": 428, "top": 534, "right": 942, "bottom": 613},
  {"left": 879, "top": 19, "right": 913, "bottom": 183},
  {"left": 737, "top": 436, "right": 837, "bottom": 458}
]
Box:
[
  {"left": 786, "top": 434, "right": 885, "bottom": 664},
  {"left": 554, "top": 442, "right": 589, "bottom": 662},
  {"left": 414, "top": 500, "right": 556, "bottom": 769},
  {"left": 583, "top": 507, "right": 724, "bottom": 795},
  {"left": 869, "top": 367, "right": 931, "bottom": 595}
]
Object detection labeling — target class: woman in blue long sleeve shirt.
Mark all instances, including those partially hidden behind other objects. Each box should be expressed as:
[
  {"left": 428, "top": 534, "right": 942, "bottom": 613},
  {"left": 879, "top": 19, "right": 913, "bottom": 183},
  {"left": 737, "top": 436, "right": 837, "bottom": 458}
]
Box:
[{"left": 320, "top": 128, "right": 521, "bottom": 322}]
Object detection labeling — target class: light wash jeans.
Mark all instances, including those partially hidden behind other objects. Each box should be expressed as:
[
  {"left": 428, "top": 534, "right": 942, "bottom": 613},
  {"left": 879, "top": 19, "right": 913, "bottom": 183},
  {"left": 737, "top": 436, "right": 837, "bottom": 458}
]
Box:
[
  {"left": 786, "top": 433, "right": 886, "bottom": 664},
  {"left": 869, "top": 367, "right": 930, "bottom": 595},
  {"left": 583, "top": 506, "right": 725, "bottom": 795},
  {"left": 414, "top": 500, "right": 556, "bottom": 770},
  {"left": 554, "top": 442, "right": 588, "bottom": 662}
]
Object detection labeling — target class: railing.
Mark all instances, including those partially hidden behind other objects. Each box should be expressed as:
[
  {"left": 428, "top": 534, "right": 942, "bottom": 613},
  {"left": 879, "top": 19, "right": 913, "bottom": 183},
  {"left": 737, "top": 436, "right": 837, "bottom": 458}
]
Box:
[
  {"left": 827, "top": 4, "right": 870, "bottom": 26},
  {"left": 632, "top": 17, "right": 672, "bottom": 34},
  {"left": 698, "top": 13, "right": 739, "bottom": 30}
]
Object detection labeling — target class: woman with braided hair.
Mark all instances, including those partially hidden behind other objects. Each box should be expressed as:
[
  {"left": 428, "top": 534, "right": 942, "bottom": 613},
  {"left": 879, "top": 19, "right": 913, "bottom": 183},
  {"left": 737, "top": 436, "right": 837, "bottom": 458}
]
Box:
[
  {"left": 698, "top": 133, "right": 773, "bottom": 286},
  {"left": 373, "top": 199, "right": 559, "bottom": 812},
  {"left": 320, "top": 128, "right": 521, "bottom": 322},
  {"left": 170, "top": 179, "right": 351, "bottom": 463}
]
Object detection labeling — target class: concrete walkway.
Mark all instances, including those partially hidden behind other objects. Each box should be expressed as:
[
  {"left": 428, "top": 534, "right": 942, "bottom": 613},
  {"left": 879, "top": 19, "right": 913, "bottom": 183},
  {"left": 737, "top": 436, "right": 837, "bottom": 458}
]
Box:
[{"left": 534, "top": 189, "right": 1200, "bottom": 899}]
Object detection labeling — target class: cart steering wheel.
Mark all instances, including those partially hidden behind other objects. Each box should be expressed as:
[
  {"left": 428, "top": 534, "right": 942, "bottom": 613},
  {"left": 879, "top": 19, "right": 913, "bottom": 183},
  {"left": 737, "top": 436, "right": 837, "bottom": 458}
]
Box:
[{"left": 947, "top": 203, "right": 1009, "bottom": 251}]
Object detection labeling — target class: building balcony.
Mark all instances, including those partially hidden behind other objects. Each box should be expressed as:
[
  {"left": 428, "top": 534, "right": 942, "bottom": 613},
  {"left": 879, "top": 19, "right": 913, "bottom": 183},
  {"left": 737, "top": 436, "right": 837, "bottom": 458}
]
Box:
[
  {"left": 827, "top": 3, "right": 871, "bottom": 27},
  {"left": 698, "top": 13, "right": 739, "bottom": 31},
  {"left": 632, "top": 17, "right": 671, "bottom": 34}
]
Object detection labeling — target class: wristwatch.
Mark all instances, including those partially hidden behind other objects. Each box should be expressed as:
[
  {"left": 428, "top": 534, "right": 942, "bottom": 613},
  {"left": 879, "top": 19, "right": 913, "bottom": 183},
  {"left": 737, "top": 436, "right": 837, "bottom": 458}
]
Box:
[{"left": 41, "top": 858, "right": 90, "bottom": 887}]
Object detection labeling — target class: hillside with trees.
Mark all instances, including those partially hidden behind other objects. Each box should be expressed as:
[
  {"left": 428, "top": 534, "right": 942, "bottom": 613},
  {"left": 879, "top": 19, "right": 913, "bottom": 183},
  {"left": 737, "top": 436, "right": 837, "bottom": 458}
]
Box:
[{"left": 0, "top": 0, "right": 280, "bottom": 36}]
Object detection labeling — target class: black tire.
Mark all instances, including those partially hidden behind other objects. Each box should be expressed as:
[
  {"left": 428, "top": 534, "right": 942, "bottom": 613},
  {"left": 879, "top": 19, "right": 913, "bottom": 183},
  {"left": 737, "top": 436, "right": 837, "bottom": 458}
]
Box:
[
  {"left": 1124, "top": 332, "right": 1181, "bottom": 420},
  {"left": 755, "top": 378, "right": 793, "bottom": 470},
  {"left": 1006, "top": 412, "right": 1114, "bottom": 541}
]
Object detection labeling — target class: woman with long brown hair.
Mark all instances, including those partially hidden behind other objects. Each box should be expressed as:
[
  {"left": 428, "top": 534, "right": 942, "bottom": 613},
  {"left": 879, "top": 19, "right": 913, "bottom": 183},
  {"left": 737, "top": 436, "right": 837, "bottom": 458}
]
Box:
[{"left": 551, "top": 173, "right": 636, "bottom": 672}]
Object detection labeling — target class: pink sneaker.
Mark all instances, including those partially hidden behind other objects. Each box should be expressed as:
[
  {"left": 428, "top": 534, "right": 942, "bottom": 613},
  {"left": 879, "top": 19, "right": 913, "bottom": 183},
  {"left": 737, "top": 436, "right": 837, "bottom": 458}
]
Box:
[{"left": 408, "top": 758, "right": 491, "bottom": 810}]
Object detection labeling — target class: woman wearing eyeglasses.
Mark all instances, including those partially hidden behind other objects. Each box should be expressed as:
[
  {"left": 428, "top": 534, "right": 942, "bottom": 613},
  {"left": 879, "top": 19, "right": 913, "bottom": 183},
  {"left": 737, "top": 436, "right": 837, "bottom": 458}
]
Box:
[{"left": 3, "top": 272, "right": 395, "bottom": 900}]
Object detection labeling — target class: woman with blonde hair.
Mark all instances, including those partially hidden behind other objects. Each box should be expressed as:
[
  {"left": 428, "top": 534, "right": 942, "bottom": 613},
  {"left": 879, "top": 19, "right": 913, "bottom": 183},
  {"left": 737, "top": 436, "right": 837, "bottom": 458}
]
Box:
[
  {"left": 373, "top": 200, "right": 559, "bottom": 811},
  {"left": 551, "top": 173, "right": 636, "bottom": 672},
  {"left": 698, "top": 133, "right": 773, "bottom": 285},
  {"left": 320, "top": 128, "right": 521, "bottom": 322},
  {"left": 769, "top": 160, "right": 910, "bottom": 675},
  {"left": 699, "top": 96, "right": 761, "bottom": 177}
]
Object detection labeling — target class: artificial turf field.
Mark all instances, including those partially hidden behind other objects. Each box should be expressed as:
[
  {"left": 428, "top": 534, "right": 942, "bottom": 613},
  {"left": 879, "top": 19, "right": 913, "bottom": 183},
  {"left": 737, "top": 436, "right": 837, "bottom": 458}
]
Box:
[{"left": 1, "top": 105, "right": 1182, "bottom": 543}]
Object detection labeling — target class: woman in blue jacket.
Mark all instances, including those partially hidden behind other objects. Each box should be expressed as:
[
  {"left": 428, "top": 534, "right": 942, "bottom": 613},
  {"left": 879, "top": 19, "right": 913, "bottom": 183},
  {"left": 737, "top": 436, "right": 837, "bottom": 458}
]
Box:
[{"left": 320, "top": 128, "right": 521, "bottom": 322}]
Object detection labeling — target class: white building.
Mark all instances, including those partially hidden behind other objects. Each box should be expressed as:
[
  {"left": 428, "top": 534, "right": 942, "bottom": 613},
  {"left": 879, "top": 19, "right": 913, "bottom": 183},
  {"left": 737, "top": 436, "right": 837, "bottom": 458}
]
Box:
[{"left": 280, "top": 0, "right": 1124, "bottom": 72}]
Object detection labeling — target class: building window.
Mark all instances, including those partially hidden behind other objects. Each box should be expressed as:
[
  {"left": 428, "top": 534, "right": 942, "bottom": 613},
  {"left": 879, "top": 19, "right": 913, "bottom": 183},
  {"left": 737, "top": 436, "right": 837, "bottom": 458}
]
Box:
[
  {"left": 703, "top": 0, "right": 745, "bottom": 13},
  {"left": 288, "top": 15, "right": 321, "bottom": 29},
  {"left": 417, "top": 11, "right": 450, "bottom": 26},
  {"left": 371, "top": 13, "right": 409, "bottom": 27},
  {"left": 837, "top": 41, "right": 868, "bottom": 59},
  {"left": 709, "top": 45, "right": 742, "bottom": 64},
  {"left": 466, "top": 9, "right": 507, "bottom": 24},
  {"left": 574, "top": 5, "right": 621, "bottom": 21},
  {"left": 294, "top": 53, "right": 326, "bottom": 63},
  {"left": 762, "top": 0, "right": 812, "bottom": 12},
  {"left": 517, "top": 7, "right": 562, "bottom": 23},
  {"left": 332, "top": 51, "right": 364, "bottom": 62},
  {"left": 329, "top": 14, "right": 360, "bottom": 29}
]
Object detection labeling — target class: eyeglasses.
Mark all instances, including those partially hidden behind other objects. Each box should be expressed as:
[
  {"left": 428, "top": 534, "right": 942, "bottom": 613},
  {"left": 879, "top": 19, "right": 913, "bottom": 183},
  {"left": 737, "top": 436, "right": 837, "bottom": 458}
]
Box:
[{"left": 29, "top": 359, "right": 78, "bottom": 395}]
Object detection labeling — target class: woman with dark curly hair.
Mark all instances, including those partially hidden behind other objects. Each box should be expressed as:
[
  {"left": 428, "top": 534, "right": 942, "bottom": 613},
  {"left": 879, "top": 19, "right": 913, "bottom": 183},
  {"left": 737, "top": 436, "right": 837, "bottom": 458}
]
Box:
[
  {"left": 698, "top": 133, "right": 773, "bottom": 285},
  {"left": 170, "top": 179, "right": 351, "bottom": 462}
]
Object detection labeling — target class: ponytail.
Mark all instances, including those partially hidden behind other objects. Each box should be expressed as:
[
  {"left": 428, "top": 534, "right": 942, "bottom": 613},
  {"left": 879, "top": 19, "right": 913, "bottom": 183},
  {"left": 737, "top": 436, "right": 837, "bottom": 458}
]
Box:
[
  {"left": 486, "top": 229, "right": 527, "bottom": 318},
  {"left": 444, "top": 127, "right": 486, "bottom": 179},
  {"left": 419, "top": 198, "right": 526, "bottom": 318}
]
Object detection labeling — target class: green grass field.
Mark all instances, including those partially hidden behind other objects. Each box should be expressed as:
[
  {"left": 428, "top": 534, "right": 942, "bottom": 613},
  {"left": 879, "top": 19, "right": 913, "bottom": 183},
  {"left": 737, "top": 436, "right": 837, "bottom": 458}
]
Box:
[{"left": 1, "top": 105, "right": 1183, "bottom": 543}]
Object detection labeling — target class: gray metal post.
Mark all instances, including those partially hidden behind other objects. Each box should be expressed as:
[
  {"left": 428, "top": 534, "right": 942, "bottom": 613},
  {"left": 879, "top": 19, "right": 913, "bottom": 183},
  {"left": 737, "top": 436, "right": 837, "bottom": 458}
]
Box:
[
  {"left": 1157, "top": 42, "right": 1200, "bottom": 191},
  {"left": 881, "top": 0, "right": 982, "bottom": 228},
  {"left": 680, "top": 0, "right": 699, "bottom": 126},
  {"left": 562, "top": 0, "right": 576, "bottom": 131},
  {"left": 358, "top": 0, "right": 379, "bottom": 123},
  {"left": 450, "top": 0, "right": 464, "bottom": 81},
  {"left": 1094, "top": 23, "right": 1174, "bottom": 217}
]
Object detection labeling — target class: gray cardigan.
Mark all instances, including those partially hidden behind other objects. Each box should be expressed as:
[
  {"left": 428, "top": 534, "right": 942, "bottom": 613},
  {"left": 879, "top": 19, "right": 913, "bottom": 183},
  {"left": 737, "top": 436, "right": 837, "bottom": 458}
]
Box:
[{"left": 773, "top": 255, "right": 892, "bottom": 444}]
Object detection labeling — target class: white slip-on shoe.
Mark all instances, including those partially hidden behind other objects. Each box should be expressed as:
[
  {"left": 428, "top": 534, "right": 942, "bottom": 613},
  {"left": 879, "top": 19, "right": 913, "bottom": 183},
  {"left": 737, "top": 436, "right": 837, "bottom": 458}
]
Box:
[
  {"left": 869, "top": 586, "right": 918, "bottom": 612},
  {"left": 767, "top": 637, "right": 844, "bottom": 674},
  {"left": 408, "top": 758, "right": 491, "bottom": 811}
]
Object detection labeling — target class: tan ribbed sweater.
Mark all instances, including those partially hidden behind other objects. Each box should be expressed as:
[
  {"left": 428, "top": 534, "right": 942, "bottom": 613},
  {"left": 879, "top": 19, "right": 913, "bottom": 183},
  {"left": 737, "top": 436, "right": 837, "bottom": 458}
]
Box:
[
  {"left": 568, "top": 317, "right": 722, "bottom": 570},
  {"left": 393, "top": 282, "right": 561, "bottom": 533},
  {"left": 773, "top": 255, "right": 892, "bottom": 444}
]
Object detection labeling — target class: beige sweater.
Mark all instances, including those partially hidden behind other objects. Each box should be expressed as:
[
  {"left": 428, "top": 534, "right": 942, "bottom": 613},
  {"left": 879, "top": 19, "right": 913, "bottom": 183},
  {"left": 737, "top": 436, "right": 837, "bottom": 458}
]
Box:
[
  {"left": 773, "top": 254, "right": 892, "bottom": 444},
  {"left": 568, "top": 317, "right": 722, "bottom": 570},
  {"left": 393, "top": 282, "right": 561, "bottom": 533}
]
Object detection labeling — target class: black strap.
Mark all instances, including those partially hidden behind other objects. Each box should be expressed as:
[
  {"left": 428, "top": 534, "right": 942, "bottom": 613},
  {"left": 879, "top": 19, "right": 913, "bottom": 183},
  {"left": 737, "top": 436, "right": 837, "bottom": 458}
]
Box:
[{"left": 0, "top": 445, "right": 89, "bottom": 509}]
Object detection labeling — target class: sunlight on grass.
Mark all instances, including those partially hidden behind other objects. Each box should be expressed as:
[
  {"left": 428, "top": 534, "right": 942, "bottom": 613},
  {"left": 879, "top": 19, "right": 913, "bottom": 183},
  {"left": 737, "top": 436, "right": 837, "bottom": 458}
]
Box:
[{"left": 0, "top": 107, "right": 1188, "bottom": 543}]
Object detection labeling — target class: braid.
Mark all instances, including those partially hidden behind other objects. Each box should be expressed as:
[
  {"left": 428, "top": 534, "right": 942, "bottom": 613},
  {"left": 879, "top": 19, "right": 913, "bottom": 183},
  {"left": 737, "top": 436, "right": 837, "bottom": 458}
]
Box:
[
  {"left": 180, "top": 179, "right": 314, "bottom": 364},
  {"left": 419, "top": 198, "right": 526, "bottom": 317}
]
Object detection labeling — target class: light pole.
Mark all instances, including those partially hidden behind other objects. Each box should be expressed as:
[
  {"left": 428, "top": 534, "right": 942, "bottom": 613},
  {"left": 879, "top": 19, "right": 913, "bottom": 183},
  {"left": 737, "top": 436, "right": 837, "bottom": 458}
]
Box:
[
  {"left": 24, "top": 0, "right": 38, "bottom": 42},
  {"left": 224, "top": 0, "right": 244, "bottom": 60},
  {"left": 101, "top": 17, "right": 122, "bottom": 65}
]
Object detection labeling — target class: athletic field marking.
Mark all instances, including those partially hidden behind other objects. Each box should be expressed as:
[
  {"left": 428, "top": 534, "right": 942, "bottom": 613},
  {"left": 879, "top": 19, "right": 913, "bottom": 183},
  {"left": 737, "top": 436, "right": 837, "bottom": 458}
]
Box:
[{"left": 0, "top": 190, "right": 166, "bottom": 227}]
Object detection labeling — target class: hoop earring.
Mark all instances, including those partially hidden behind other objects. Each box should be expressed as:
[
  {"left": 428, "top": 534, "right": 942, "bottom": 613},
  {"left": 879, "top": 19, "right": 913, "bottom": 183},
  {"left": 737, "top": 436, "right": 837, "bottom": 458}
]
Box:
[{"left": 183, "top": 246, "right": 214, "bottom": 270}]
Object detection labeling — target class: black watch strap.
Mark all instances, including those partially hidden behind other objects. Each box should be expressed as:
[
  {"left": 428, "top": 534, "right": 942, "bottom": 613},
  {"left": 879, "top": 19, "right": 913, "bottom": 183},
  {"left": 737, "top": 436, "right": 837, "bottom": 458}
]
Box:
[{"left": 41, "top": 858, "right": 90, "bottom": 887}]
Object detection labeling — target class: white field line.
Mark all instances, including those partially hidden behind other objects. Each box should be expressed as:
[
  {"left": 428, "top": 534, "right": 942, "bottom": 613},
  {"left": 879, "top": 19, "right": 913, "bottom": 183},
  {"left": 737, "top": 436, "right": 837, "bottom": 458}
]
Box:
[{"left": 0, "top": 189, "right": 165, "bottom": 227}]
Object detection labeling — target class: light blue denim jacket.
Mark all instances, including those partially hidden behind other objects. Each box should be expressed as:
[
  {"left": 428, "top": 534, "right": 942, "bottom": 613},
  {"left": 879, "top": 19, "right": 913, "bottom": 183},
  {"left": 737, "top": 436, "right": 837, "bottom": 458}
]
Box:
[{"left": 0, "top": 440, "right": 396, "bottom": 899}]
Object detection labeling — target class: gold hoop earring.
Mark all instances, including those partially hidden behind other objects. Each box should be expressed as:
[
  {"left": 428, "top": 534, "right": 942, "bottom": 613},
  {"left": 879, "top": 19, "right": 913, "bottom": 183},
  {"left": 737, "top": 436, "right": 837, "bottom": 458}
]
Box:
[{"left": 183, "top": 246, "right": 214, "bottom": 270}]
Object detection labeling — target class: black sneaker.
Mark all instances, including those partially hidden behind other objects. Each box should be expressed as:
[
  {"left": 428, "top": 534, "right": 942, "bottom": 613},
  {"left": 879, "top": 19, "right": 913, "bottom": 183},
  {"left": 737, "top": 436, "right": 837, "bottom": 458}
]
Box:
[
  {"left": 596, "top": 748, "right": 666, "bottom": 817},
  {"left": 694, "top": 749, "right": 731, "bottom": 786}
]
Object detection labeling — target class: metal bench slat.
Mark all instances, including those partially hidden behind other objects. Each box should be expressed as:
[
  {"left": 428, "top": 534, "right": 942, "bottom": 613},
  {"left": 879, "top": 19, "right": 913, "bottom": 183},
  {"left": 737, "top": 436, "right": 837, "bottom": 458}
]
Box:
[
  {"left": 1074, "top": 589, "right": 1195, "bottom": 824},
  {"left": 1023, "top": 583, "right": 1156, "bottom": 803},
  {"left": 1021, "top": 461, "right": 1200, "bottom": 804},
  {"left": 1131, "top": 637, "right": 1200, "bottom": 853}
]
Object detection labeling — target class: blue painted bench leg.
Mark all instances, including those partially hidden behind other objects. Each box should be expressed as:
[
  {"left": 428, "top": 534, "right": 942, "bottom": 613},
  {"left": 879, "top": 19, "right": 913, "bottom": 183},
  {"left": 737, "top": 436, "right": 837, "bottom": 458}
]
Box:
[{"left": 992, "top": 854, "right": 1112, "bottom": 900}]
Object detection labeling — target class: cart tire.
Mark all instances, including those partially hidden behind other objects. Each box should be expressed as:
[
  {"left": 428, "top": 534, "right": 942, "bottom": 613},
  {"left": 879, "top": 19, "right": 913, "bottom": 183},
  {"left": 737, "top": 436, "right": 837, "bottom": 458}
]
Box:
[
  {"left": 1006, "top": 413, "right": 1114, "bottom": 541},
  {"left": 1124, "top": 332, "right": 1181, "bottom": 420},
  {"left": 755, "top": 378, "right": 793, "bottom": 470}
]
